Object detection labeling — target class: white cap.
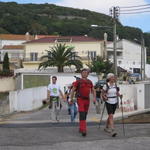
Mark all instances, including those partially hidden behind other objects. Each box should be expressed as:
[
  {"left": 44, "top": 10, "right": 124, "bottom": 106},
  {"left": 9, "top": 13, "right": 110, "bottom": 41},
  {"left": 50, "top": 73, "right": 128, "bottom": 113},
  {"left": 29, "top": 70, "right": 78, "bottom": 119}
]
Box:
[{"left": 107, "top": 73, "right": 115, "bottom": 79}]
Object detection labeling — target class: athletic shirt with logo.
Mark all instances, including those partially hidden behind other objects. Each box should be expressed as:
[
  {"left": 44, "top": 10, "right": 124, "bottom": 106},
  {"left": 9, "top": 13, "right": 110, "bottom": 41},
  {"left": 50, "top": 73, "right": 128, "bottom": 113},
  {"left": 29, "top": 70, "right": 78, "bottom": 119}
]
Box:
[
  {"left": 47, "top": 84, "right": 60, "bottom": 97},
  {"left": 73, "top": 79, "right": 93, "bottom": 100},
  {"left": 103, "top": 83, "right": 118, "bottom": 104}
]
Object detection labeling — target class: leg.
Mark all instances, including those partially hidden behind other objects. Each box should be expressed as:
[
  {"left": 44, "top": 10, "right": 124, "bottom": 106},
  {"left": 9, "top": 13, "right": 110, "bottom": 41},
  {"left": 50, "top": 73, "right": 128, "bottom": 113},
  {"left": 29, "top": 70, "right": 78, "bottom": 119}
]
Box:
[
  {"left": 50, "top": 101, "right": 55, "bottom": 121},
  {"left": 106, "top": 118, "right": 110, "bottom": 128},
  {"left": 104, "top": 103, "right": 117, "bottom": 135},
  {"left": 77, "top": 99, "right": 86, "bottom": 133},
  {"left": 107, "top": 114, "right": 114, "bottom": 129},
  {"left": 68, "top": 103, "right": 71, "bottom": 115},
  {"left": 96, "top": 98, "right": 100, "bottom": 114},
  {"left": 77, "top": 99, "right": 89, "bottom": 136},
  {"left": 55, "top": 101, "right": 60, "bottom": 121},
  {"left": 70, "top": 104, "right": 75, "bottom": 122},
  {"left": 79, "top": 111, "right": 87, "bottom": 135},
  {"left": 105, "top": 102, "right": 113, "bottom": 129},
  {"left": 74, "top": 103, "right": 78, "bottom": 120}
]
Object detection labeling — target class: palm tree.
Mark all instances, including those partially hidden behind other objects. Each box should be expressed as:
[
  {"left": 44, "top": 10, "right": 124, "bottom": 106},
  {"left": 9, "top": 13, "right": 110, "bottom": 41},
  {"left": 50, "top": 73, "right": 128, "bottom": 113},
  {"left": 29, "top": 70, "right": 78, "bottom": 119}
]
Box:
[{"left": 38, "top": 43, "right": 83, "bottom": 72}]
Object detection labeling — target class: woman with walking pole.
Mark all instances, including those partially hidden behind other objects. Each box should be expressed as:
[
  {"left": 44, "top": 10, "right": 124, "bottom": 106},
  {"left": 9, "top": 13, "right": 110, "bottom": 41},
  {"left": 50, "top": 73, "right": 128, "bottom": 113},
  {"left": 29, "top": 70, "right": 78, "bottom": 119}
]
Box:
[{"left": 101, "top": 73, "right": 121, "bottom": 137}]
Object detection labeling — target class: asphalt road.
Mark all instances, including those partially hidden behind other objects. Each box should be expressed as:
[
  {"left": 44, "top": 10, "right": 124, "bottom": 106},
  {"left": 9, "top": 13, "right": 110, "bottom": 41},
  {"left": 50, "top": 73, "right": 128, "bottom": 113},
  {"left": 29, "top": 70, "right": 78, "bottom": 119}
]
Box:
[{"left": 0, "top": 102, "right": 150, "bottom": 150}]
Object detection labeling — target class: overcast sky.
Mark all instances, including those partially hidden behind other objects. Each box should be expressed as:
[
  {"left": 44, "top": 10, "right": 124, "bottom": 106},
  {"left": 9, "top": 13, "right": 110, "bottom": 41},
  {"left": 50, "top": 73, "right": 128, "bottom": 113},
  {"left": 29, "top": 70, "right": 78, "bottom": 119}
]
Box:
[{"left": 1, "top": 0, "right": 150, "bottom": 32}]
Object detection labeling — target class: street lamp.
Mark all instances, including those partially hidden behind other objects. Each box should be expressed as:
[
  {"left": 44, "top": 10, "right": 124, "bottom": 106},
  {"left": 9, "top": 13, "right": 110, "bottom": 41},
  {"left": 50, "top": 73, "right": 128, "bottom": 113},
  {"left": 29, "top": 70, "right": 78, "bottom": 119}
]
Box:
[{"left": 91, "top": 24, "right": 117, "bottom": 76}]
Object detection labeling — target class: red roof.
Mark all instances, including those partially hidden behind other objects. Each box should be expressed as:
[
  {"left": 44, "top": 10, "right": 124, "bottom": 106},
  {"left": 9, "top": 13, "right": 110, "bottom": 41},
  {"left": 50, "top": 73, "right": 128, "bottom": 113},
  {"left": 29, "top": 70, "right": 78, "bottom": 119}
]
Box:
[
  {"left": 25, "top": 36, "right": 100, "bottom": 44},
  {"left": 2, "top": 45, "right": 24, "bottom": 50},
  {"left": 0, "top": 34, "right": 34, "bottom": 40},
  {"left": 35, "top": 35, "right": 59, "bottom": 39}
]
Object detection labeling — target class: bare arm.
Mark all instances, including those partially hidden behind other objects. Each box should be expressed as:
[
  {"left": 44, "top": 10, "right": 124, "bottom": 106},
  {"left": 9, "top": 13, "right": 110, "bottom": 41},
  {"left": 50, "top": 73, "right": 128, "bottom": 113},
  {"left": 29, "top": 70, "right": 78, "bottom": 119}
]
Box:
[
  {"left": 101, "top": 89, "right": 107, "bottom": 101},
  {"left": 91, "top": 87, "right": 96, "bottom": 103},
  {"left": 70, "top": 86, "right": 76, "bottom": 102},
  {"left": 47, "top": 90, "right": 50, "bottom": 100},
  {"left": 64, "top": 91, "right": 68, "bottom": 101},
  {"left": 59, "top": 90, "right": 65, "bottom": 101}
]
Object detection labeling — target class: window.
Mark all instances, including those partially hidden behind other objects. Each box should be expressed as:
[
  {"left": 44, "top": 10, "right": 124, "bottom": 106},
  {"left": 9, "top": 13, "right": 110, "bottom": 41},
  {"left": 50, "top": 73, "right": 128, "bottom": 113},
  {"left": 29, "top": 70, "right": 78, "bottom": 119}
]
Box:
[
  {"left": 30, "top": 52, "right": 38, "bottom": 61},
  {"left": 133, "top": 68, "right": 140, "bottom": 73},
  {"left": 88, "top": 51, "right": 96, "bottom": 60},
  {"left": 118, "top": 60, "right": 122, "bottom": 64}
]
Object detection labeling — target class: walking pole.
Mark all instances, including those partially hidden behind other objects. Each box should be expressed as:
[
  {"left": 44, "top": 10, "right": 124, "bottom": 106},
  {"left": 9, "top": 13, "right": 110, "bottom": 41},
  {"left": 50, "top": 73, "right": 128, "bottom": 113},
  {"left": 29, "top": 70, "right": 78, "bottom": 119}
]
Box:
[
  {"left": 120, "top": 95, "right": 125, "bottom": 136},
  {"left": 98, "top": 102, "right": 105, "bottom": 128}
]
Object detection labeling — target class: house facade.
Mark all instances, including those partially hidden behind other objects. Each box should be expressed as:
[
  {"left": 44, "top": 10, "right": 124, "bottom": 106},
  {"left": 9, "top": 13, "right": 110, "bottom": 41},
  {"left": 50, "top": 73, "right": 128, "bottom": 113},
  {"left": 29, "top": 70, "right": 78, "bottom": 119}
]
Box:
[
  {"left": 107, "top": 39, "right": 147, "bottom": 74},
  {"left": 0, "top": 33, "right": 34, "bottom": 64},
  {"left": 0, "top": 33, "right": 34, "bottom": 49},
  {"left": 23, "top": 36, "right": 104, "bottom": 69},
  {"left": 0, "top": 45, "right": 24, "bottom": 68}
]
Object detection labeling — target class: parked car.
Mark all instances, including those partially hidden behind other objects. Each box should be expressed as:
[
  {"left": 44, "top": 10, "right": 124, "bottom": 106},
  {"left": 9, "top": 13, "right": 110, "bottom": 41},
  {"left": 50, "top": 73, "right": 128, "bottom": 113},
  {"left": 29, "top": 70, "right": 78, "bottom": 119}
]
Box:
[
  {"left": 95, "top": 80, "right": 106, "bottom": 88},
  {"left": 130, "top": 73, "right": 140, "bottom": 81}
]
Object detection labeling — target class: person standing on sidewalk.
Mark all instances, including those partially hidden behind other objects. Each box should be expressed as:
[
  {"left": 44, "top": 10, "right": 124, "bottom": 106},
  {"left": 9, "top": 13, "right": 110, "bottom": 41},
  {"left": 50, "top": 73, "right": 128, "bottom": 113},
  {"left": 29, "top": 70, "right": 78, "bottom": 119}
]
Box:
[
  {"left": 70, "top": 68, "right": 96, "bottom": 136},
  {"left": 65, "top": 84, "right": 72, "bottom": 115},
  {"left": 65, "top": 84, "right": 78, "bottom": 122},
  {"left": 101, "top": 73, "right": 121, "bottom": 136},
  {"left": 95, "top": 86, "right": 103, "bottom": 114},
  {"left": 47, "top": 76, "right": 65, "bottom": 122}
]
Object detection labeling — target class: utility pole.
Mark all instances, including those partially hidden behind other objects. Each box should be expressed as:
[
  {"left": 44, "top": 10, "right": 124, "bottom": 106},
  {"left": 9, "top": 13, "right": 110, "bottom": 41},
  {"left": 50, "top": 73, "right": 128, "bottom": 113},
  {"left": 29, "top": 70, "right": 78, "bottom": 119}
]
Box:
[
  {"left": 141, "top": 35, "right": 146, "bottom": 80},
  {"left": 104, "top": 32, "right": 108, "bottom": 60},
  {"left": 110, "top": 6, "right": 120, "bottom": 76}
]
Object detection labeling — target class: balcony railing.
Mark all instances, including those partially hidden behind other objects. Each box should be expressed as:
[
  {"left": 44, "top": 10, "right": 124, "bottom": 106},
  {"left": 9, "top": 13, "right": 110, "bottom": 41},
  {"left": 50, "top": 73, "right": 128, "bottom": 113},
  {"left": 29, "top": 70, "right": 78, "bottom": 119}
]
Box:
[{"left": 23, "top": 58, "right": 41, "bottom": 62}]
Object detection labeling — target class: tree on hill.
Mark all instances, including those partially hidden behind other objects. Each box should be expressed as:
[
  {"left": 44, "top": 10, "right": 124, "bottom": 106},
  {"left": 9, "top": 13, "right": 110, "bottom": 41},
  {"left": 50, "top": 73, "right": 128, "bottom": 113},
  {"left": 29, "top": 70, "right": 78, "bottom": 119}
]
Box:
[
  {"left": 0, "top": 1, "right": 150, "bottom": 52},
  {"left": 2, "top": 52, "right": 10, "bottom": 73},
  {"left": 38, "top": 43, "right": 83, "bottom": 72}
]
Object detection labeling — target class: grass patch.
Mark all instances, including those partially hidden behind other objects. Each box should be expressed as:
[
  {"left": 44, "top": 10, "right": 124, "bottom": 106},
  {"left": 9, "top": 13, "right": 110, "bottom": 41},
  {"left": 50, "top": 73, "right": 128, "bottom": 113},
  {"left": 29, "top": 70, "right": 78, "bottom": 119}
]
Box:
[
  {"left": 116, "top": 112, "right": 150, "bottom": 123},
  {"left": 0, "top": 92, "right": 9, "bottom": 100},
  {"left": 24, "top": 75, "right": 50, "bottom": 89}
]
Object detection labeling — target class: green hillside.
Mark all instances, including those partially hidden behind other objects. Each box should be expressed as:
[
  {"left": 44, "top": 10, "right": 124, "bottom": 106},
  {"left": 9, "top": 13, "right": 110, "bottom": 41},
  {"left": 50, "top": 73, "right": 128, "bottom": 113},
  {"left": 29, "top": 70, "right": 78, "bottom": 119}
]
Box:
[{"left": 0, "top": 1, "right": 150, "bottom": 61}]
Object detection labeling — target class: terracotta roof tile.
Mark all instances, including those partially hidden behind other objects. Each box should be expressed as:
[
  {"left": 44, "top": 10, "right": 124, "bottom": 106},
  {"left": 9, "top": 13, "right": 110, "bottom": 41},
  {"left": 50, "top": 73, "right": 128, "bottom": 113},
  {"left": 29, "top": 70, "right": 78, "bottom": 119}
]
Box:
[
  {"left": 2, "top": 45, "right": 24, "bottom": 50},
  {"left": 0, "top": 34, "right": 34, "bottom": 40},
  {"left": 25, "top": 36, "right": 101, "bottom": 44},
  {"left": 35, "top": 35, "right": 59, "bottom": 39}
]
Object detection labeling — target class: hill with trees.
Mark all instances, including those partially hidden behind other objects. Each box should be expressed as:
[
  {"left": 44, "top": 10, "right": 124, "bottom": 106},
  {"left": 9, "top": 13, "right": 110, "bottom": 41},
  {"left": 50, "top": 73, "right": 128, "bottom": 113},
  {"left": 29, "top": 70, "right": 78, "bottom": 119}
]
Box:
[{"left": 0, "top": 1, "right": 150, "bottom": 62}]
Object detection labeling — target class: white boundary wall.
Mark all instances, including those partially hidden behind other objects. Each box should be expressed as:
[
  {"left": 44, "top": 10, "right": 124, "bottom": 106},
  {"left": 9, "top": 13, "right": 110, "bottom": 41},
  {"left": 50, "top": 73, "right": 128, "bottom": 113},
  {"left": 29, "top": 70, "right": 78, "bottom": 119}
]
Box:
[
  {"left": 119, "top": 84, "right": 137, "bottom": 112},
  {"left": 136, "top": 84, "right": 145, "bottom": 110},
  {"left": 145, "top": 64, "right": 150, "bottom": 78},
  {"left": 9, "top": 82, "right": 148, "bottom": 113},
  {"left": 9, "top": 86, "right": 47, "bottom": 112},
  {"left": 119, "top": 84, "right": 145, "bottom": 112}
]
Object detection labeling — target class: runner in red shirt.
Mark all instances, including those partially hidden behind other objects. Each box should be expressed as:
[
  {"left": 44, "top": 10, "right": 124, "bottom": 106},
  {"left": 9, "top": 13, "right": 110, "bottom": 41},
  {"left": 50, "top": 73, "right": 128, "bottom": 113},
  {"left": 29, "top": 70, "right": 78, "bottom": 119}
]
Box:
[{"left": 70, "top": 68, "right": 96, "bottom": 137}]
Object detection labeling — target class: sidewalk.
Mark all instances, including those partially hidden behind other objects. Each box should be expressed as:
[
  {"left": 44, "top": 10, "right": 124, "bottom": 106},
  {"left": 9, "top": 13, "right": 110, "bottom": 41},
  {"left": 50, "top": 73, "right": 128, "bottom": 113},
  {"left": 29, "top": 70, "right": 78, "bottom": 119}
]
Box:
[
  {"left": 1, "top": 101, "right": 150, "bottom": 125},
  {"left": 88, "top": 104, "right": 150, "bottom": 123}
]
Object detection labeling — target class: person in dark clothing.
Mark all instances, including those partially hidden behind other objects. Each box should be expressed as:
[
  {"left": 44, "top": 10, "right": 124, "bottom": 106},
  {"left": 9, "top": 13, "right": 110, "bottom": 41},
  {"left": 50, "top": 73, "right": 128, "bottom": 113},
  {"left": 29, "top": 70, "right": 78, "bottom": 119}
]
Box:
[
  {"left": 65, "top": 84, "right": 72, "bottom": 115},
  {"left": 95, "top": 86, "right": 103, "bottom": 114}
]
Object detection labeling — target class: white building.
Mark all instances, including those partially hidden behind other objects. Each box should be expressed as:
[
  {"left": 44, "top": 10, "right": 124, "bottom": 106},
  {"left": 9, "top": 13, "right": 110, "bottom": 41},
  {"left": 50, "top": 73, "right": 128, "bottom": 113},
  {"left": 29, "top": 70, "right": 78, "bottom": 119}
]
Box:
[
  {"left": 0, "top": 33, "right": 34, "bottom": 49},
  {"left": 0, "top": 45, "right": 24, "bottom": 64},
  {"left": 0, "top": 33, "right": 34, "bottom": 62},
  {"left": 107, "top": 39, "right": 147, "bottom": 74}
]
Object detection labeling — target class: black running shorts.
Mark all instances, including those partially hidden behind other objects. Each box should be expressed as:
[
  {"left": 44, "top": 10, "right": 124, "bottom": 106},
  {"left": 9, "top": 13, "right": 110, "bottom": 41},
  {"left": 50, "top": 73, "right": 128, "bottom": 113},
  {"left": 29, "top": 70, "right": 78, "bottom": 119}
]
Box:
[{"left": 105, "top": 102, "right": 118, "bottom": 114}]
